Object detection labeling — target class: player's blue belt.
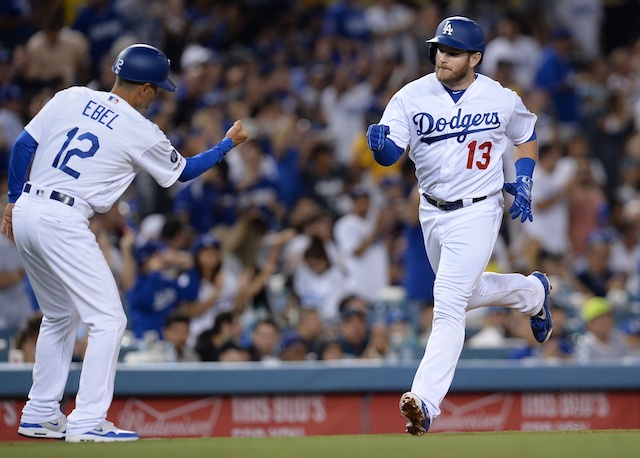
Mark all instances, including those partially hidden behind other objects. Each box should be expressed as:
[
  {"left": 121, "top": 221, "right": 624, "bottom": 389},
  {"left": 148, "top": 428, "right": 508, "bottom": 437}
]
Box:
[
  {"left": 23, "top": 183, "right": 75, "bottom": 207},
  {"left": 422, "top": 193, "right": 487, "bottom": 211}
]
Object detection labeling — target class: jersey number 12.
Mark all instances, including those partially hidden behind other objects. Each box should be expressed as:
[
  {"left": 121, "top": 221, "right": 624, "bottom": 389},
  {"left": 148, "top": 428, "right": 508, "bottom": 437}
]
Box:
[{"left": 52, "top": 127, "right": 100, "bottom": 179}]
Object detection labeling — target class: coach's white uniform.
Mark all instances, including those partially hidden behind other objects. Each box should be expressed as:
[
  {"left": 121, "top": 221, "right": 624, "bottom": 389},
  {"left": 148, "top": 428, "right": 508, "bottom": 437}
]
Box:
[
  {"left": 15, "top": 87, "right": 186, "bottom": 435},
  {"left": 380, "top": 73, "right": 546, "bottom": 421}
]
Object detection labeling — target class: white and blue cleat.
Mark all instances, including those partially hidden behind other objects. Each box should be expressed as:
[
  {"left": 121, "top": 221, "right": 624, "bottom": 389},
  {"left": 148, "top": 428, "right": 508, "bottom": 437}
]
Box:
[
  {"left": 18, "top": 416, "right": 67, "bottom": 439},
  {"left": 530, "top": 271, "right": 553, "bottom": 343},
  {"left": 65, "top": 420, "right": 139, "bottom": 442},
  {"left": 399, "top": 392, "right": 430, "bottom": 435}
]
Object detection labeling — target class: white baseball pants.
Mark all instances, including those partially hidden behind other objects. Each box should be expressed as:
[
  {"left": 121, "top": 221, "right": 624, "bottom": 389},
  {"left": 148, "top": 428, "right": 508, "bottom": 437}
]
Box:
[
  {"left": 411, "top": 193, "right": 545, "bottom": 420},
  {"left": 13, "top": 190, "right": 127, "bottom": 435}
]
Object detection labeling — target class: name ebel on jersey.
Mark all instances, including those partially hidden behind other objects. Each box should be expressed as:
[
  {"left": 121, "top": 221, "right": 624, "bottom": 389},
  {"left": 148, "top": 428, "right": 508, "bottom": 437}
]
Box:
[{"left": 414, "top": 108, "right": 501, "bottom": 145}]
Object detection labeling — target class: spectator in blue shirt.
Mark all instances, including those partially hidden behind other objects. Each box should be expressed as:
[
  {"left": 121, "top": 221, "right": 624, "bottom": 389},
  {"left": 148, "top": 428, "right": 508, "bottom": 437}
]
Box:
[
  {"left": 402, "top": 186, "right": 435, "bottom": 312},
  {"left": 322, "top": 0, "right": 370, "bottom": 43},
  {"left": 72, "top": 0, "right": 127, "bottom": 81},
  {"left": 231, "top": 139, "right": 284, "bottom": 230},
  {"left": 533, "top": 27, "right": 580, "bottom": 132},
  {"left": 173, "top": 159, "right": 237, "bottom": 234},
  {"left": 126, "top": 241, "right": 198, "bottom": 340}
]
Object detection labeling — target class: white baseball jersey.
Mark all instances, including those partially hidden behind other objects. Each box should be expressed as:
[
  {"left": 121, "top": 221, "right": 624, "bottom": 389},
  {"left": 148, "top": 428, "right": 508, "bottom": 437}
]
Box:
[
  {"left": 24, "top": 86, "right": 186, "bottom": 213},
  {"left": 380, "top": 73, "right": 536, "bottom": 201}
]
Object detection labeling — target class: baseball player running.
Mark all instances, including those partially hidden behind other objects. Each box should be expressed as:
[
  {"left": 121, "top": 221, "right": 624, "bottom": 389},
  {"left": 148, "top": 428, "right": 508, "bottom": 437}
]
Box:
[
  {"left": 1, "top": 44, "right": 248, "bottom": 442},
  {"left": 366, "top": 16, "right": 552, "bottom": 435}
]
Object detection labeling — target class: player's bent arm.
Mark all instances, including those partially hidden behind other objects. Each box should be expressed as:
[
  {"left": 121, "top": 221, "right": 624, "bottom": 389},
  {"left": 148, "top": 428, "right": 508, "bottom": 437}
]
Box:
[
  {"left": 7, "top": 130, "right": 38, "bottom": 203},
  {"left": 511, "top": 138, "right": 538, "bottom": 181},
  {"left": 178, "top": 120, "right": 248, "bottom": 182},
  {"left": 513, "top": 137, "right": 538, "bottom": 164},
  {"left": 504, "top": 136, "right": 538, "bottom": 223},
  {"left": 373, "top": 138, "right": 404, "bottom": 166},
  {"left": 3, "top": 129, "right": 35, "bottom": 239},
  {"left": 178, "top": 138, "right": 234, "bottom": 182}
]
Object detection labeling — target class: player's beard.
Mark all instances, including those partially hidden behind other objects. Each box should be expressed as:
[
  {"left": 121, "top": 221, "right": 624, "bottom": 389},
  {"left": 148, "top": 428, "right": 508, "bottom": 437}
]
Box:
[{"left": 435, "top": 59, "right": 474, "bottom": 89}]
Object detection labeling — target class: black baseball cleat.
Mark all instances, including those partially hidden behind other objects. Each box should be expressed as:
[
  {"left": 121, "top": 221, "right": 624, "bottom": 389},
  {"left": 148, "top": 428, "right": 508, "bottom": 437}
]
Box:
[
  {"left": 530, "top": 271, "right": 553, "bottom": 343},
  {"left": 399, "top": 392, "right": 430, "bottom": 435}
]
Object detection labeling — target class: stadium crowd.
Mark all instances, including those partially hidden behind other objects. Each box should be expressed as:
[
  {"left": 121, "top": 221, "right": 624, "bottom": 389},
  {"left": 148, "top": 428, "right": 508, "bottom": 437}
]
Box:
[{"left": 2, "top": 0, "right": 640, "bottom": 365}]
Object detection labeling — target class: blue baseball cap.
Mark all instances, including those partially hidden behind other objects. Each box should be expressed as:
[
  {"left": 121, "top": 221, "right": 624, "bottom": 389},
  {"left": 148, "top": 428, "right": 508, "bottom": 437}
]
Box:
[
  {"left": 551, "top": 26, "right": 572, "bottom": 40},
  {"left": 134, "top": 241, "right": 165, "bottom": 266},
  {"left": 342, "top": 307, "right": 368, "bottom": 321},
  {"left": 191, "top": 233, "right": 221, "bottom": 254},
  {"left": 386, "top": 309, "right": 409, "bottom": 324},
  {"left": 0, "top": 84, "right": 21, "bottom": 103},
  {"left": 349, "top": 184, "right": 370, "bottom": 199},
  {"left": 621, "top": 319, "right": 640, "bottom": 336}
]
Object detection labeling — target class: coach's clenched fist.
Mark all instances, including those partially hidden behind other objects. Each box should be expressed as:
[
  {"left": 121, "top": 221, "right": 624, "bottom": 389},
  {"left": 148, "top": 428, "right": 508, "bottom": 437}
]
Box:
[{"left": 225, "top": 120, "right": 249, "bottom": 146}]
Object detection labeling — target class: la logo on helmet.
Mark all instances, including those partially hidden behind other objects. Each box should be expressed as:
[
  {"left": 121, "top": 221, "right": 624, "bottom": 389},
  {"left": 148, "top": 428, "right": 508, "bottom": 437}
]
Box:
[{"left": 443, "top": 21, "right": 454, "bottom": 36}]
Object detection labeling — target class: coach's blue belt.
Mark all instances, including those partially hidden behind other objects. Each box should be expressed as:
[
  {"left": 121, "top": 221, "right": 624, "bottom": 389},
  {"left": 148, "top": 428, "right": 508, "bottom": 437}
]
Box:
[
  {"left": 23, "top": 183, "right": 75, "bottom": 207},
  {"left": 422, "top": 193, "right": 487, "bottom": 211}
]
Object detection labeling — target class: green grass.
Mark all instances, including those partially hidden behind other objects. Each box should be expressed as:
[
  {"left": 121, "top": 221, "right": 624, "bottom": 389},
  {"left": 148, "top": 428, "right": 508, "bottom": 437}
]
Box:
[{"left": 2, "top": 431, "right": 640, "bottom": 458}]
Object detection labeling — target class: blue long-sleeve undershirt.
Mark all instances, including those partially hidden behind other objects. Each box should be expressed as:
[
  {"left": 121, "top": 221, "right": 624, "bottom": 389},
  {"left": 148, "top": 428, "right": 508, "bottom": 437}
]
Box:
[
  {"left": 373, "top": 138, "right": 404, "bottom": 166},
  {"left": 178, "top": 138, "right": 234, "bottom": 182},
  {"left": 7, "top": 130, "right": 37, "bottom": 203}
]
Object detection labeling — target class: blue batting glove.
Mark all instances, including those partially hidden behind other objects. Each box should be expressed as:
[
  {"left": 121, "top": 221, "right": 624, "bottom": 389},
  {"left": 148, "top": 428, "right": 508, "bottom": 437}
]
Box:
[
  {"left": 503, "top": 175, "right": 533, "bottom": 223},
  {"left": 367, "top": 124, "right": 390, "bottom": 152}
]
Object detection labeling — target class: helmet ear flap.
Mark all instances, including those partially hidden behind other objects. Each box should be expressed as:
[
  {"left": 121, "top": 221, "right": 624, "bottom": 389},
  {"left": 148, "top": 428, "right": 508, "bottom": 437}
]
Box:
[{"left": 429, "top": 44, "right": 437, "bottom": 65}]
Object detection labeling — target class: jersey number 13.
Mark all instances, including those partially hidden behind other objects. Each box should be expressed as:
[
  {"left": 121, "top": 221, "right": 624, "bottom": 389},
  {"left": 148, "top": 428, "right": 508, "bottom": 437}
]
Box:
[{"left": 466, "top": 140, "right": 492, "bottom": 170}]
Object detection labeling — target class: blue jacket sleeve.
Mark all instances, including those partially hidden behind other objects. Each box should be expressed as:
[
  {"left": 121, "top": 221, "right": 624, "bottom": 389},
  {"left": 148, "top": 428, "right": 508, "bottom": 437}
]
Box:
[
  {"left": 373, "top": 138, "right": 404, "bottom": 166},
  {"left": 8, "top": 130, "right": 38, "bottom": 203},
  {"left": 178, "top": 138, "right": 234, "bottom": 182}
]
